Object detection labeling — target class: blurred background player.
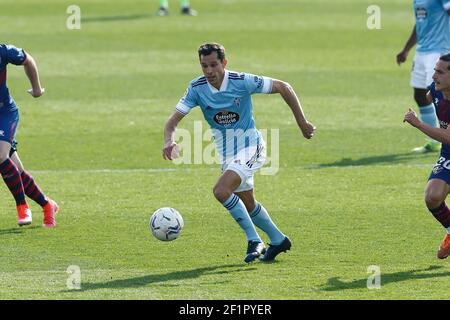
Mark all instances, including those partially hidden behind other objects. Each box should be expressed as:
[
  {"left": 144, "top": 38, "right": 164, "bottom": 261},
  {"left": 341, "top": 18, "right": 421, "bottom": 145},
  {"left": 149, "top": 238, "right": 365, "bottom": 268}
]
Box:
[
  {"left": 157, "top": 0, "right": 197, "bottom": 16},
  {"left": 163, "top": 43, "right": 315, "bottom": 263},
  {"left": 404, "top": 53, "right": 450, "bottom": 259},
  {"left": 397, "top": 0, "right": 450, "bottom": 153},
  {"left": 0, "top": 44, "right": 59, "bottom": 227}
]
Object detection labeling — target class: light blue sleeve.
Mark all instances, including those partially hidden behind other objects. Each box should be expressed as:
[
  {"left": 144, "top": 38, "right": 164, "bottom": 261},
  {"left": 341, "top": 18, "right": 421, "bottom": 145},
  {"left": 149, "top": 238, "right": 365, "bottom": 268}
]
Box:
[
  {"left": 5, "top": 44, "right": 26, "bottom": 65},
  {"left": 175, "top": 84, "right": 198, "bottom": 115},
  {"left": 442, "top": 0, "right": 450, "bottom": 10},
  {"left": 243, "top": 72, "right": 273, "bottom": 94}
]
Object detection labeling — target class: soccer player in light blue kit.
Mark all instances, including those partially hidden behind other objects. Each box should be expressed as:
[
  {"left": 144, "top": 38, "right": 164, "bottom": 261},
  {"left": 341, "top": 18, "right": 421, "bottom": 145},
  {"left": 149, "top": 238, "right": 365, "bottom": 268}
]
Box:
[
  {"left": 0, "top": 44, "right": 59, "bottom": 227},
  {"left": 163, "top": 43, "right": 315, "bottom": 263},
  {"left": 397, "top": 0, "right": 450, "bottom": 153}
]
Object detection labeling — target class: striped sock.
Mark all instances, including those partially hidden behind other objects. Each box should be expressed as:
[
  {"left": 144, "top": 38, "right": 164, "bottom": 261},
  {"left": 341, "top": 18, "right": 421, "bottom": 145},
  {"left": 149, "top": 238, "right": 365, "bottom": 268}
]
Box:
[
  {"left": 249, "top": 202, "right": 285, "bottom": 245},
  {"left": 21, "top": 171, "right": 48, "bottom": 207},
  {"left": 429, "top": 202, "right": 450, "bottom": 228},
  {"left": 223, "top": 194, "right": 261, "bottom": 242},
  {"left": 0, "top": 158, "right": 26, "bottom": 206}
]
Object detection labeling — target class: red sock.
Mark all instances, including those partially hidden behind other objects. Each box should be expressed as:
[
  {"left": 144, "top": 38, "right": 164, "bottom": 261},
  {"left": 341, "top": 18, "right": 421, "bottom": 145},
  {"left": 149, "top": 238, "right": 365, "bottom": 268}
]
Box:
[
  {"left": 0, "top": 158, "right": 26, "bottom": 206},
  {"left": 429, "top": 202, "right": 450, "bottom": 228},
  {"left": 21, "top": 171, "right": 48, "bottom": 207}
]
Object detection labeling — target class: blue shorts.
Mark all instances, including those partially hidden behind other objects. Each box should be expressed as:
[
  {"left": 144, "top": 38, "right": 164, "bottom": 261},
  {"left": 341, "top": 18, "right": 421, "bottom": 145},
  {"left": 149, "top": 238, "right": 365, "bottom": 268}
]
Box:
[
  {"left": 429, "top": 154, "right": 450, "bottom": 185},
  {"left": 0, "top": 109, "right": 19, "bottom": 155}
]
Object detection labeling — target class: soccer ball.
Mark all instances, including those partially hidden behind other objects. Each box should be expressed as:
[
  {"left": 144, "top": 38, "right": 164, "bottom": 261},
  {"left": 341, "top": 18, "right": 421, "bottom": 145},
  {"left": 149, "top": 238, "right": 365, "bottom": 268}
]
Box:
[{"left": 150, "top": 207, "right": 184, "bottom": 241}]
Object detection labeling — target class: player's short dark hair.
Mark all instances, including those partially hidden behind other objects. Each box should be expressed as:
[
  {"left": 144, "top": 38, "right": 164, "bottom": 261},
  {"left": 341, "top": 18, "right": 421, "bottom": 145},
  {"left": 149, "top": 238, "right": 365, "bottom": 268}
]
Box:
[
  {"left": 440, "top": 53, "right": 450, "bottom": 70},
  {"left": 198, "top": 43, "right": 226, "bottom": 62}
]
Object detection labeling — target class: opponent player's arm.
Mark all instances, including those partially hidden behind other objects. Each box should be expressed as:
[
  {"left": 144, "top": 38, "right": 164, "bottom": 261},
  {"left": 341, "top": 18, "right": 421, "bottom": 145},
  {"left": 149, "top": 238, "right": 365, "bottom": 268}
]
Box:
[
  {"left": 397, "top": 25, "right": 417, "bottom": 65},
  {"left": 403, "top": 107, "right": 450, "bottom": 144},
  {"left": 163, "top": 111, "right": 185, "bottom": 160},
  {"left": 22, "top": 52, "right": 44, "bottom": 98},
  {"left": 271, "top": 79, "right": 315, "bottom": 139}
]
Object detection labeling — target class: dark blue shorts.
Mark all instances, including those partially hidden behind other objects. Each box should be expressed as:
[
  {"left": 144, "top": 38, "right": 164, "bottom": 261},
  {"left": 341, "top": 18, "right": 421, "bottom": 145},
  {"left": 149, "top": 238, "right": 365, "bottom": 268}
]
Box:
[
  {"left": 429, "top": 154, "right": 450, "bottom": 185},
  {"left": 0, "top": 109, "right": 19, "bottom": 155}
]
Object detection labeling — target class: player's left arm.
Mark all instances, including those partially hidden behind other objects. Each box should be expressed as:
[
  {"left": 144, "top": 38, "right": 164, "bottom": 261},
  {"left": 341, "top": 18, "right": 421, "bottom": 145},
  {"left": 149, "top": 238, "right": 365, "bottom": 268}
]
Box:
[
  {"left": 271, "top": 79, "right": 316, "bottom": 139},
  {"left": 403, "top": 108, "right": 450, "bottom": 144},
  {"left": 22, "top": 51, "right": 44, "bottom": 98}
]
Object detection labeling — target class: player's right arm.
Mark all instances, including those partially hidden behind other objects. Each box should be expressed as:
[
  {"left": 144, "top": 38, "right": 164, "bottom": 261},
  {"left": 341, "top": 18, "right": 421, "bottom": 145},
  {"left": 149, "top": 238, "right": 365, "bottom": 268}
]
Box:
[
  {"left": 397, "top": 25, "right": 417, "bottom": 65},
  {"left": 163, "top": 111, "right": 185, "bottom": 160},
  {"left": 163, "top": 81, "right": 199, "bottom": 160}
]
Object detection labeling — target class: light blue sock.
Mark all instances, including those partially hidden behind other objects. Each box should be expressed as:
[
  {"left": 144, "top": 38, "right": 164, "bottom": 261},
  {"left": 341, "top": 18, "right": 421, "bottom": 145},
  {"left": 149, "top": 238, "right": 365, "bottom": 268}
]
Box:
[
  {"left": 249, "top": 202, "right": 285, "bottom": 245},
  {"left": 223, "top": 194, "right": 261, "bottom": 242},
  {"left": 419, "top": 104, "right": 439, "bottom": 143}
]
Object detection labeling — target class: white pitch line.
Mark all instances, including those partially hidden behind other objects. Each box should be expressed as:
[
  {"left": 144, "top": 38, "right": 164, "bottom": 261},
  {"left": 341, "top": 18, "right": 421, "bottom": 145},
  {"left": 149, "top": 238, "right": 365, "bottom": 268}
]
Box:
[
  {"left": 28, "top": 163, "right": 435, "bottom": 174},
  {"left": 30, "top": 168, "right": 218, "bottom": 174}
]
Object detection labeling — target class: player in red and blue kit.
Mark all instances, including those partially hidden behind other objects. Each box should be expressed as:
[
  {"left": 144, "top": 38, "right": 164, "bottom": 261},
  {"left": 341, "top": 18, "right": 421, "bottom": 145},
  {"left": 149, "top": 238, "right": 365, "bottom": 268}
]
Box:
[
  {"left": 0, "top": 44, "right": 58, "bottom": 227},
  {"left": 404, "top": 53, "right": 450, "bottom": 258}
]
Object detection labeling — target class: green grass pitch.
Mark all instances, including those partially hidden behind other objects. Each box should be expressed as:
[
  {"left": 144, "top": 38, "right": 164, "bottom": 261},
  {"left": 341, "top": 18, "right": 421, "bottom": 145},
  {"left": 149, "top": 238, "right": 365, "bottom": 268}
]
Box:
[{"left": 1, "top": 0, "right": 450, "bottom": 299}]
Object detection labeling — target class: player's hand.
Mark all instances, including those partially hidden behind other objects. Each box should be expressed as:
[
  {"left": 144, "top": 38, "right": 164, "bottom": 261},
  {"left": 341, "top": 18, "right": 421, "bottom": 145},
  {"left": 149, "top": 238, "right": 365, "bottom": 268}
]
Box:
[
  {"left": 403, "top": 108, "right": 421, "bottom": 127},
  {"left": 300, "top": 121, "right": 316, "bottom": 139},
  {"left": 162, "top": 141, "right": 180, "bottom": 160},
  {"left": 27, "top": 88, "right": 45, "bottom": 98},
  {"left": 396, "top": 50, "right": 408, "bottom": 65}
]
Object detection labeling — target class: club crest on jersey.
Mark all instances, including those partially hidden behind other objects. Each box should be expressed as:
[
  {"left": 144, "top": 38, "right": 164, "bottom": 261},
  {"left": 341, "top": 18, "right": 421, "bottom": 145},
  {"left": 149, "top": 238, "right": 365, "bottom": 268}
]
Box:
[
  {"left": 214, "top": 110, "right": 239, "bottom": 126},
  {"left": 253, "top": 76, "right": 263, "bottom": 88},
  {"left": 433, "top": 165, "right": 443, "bottom": 175},
  {"left": 415, "top": 7, "right": 427, "bottom": 19},
  {"left": 234, "top": 98, "right": 241, "bottom": 107}
]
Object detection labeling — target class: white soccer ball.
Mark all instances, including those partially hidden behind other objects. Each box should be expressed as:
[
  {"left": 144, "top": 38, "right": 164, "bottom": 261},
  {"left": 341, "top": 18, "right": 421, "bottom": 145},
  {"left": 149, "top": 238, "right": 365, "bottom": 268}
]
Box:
[{"left": 150, "top": 207, "right": 184, "bottom": 241}]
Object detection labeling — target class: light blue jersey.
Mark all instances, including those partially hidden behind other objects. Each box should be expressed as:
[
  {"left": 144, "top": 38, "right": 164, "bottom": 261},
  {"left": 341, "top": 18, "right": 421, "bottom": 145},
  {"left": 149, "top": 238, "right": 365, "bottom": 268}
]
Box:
[
  {"left": 414, "top": 0, "right": 450, "bottom": 53},
  {"left": 176, "top": 70, "right": 273, "bottom": 160}
]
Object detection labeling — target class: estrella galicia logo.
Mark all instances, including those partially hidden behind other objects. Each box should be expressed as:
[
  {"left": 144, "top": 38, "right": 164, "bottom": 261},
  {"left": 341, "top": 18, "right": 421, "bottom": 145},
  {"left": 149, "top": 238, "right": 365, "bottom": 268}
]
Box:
[
  {"left": 253, "top": 75, "right": 263, "bottom": 89},
  {"left": 214, "top": 110, "right": 239, "bottom": 126},
  {"left": 415, "top": 7, "right": 427, "bottom": 19},
  {"left": 433, "top": 165, "right": 443, "bottom": 175}
]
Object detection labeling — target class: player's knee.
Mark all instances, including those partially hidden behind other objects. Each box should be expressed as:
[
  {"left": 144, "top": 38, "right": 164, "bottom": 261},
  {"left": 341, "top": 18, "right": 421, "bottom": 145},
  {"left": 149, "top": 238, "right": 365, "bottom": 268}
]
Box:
[
  {"left": 213, "top": 185, "right": 231, "bottom": 203},
  {"left": 425, "top": 191, "right": 446, "bottom": 210},
  {"left": 244, "top": 200, "right": 256, "bottom": 213}
]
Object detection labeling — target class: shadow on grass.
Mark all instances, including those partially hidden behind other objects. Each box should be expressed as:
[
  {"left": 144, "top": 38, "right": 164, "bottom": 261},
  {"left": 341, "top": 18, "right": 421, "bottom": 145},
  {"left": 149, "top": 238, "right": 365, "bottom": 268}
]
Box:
[
  {"left": 70, "top": 264, "right": 255, "bottom": 292},
  {"left": 321, "top": 265, "right": 450, "bottom": 291},
  {"left": 316, "top": 152, "right": 432, "bottom": 168},
  {"left": 0, "top": 225, "right": 40, "bottom": 235},
  {"left": 81, "top": 14, "right": 152, "bottom": 23}
]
